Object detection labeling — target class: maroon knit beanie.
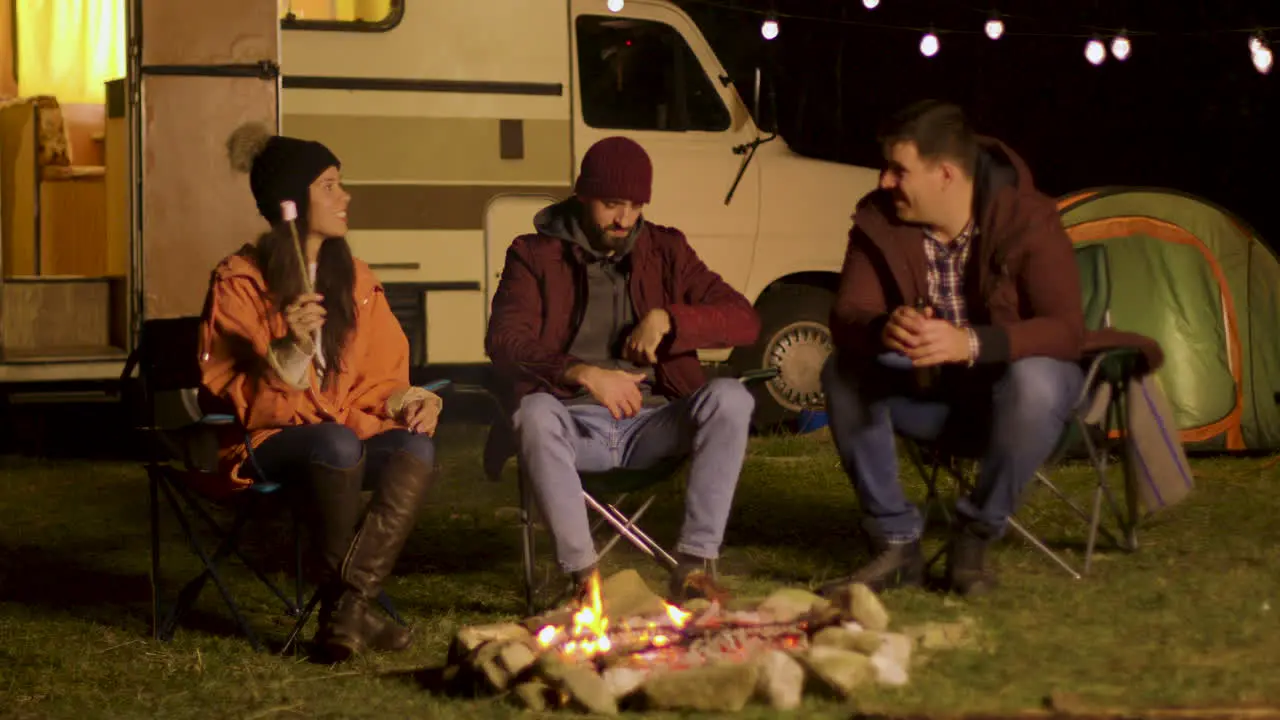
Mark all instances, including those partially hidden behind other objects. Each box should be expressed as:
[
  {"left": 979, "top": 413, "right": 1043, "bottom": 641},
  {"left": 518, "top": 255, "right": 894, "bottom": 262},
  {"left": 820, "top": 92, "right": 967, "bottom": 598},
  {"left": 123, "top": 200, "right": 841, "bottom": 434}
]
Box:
[{"left": 574, "top": 136, "right": 652, "bottom": 205}]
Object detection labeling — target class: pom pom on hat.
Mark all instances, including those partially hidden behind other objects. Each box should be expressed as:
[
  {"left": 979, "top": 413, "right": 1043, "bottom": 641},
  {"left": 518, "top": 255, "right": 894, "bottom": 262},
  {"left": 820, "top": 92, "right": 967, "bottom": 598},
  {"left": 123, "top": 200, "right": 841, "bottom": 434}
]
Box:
[{"left": 225, "top": 121, "right": 341, "bottom": 226}]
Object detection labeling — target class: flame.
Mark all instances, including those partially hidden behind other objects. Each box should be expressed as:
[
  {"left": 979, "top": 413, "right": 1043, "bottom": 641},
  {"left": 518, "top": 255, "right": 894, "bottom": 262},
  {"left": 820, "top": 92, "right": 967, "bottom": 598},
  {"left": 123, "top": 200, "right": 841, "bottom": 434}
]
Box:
[
  {"left": 536, "top": 569, "right": 612, "bottom": 658},
  {"left": 663, "top": 601, "right": 692, "bottom": 629}
]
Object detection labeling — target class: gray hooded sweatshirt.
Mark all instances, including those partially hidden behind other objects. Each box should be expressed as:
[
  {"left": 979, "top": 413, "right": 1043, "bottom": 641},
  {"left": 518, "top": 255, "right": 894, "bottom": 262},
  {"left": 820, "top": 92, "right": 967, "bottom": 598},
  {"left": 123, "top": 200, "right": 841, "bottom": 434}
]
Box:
[{"left": 532, "top": 199, "right": 666, "bottom": 408}]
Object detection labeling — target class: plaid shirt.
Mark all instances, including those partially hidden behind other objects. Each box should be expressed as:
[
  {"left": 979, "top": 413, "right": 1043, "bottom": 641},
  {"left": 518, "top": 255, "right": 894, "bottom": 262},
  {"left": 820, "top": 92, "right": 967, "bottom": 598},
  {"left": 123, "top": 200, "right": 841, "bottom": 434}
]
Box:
[{"left": 922, "top": 222, "right": 980, "bottom": 366}]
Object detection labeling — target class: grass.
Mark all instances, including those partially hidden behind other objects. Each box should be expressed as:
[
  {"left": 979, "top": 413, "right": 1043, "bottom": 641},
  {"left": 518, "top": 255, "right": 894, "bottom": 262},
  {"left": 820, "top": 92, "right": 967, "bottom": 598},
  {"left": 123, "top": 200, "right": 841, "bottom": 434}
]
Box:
[{"left": 1, "top": 411, "right": 1278, "bottom": 719}]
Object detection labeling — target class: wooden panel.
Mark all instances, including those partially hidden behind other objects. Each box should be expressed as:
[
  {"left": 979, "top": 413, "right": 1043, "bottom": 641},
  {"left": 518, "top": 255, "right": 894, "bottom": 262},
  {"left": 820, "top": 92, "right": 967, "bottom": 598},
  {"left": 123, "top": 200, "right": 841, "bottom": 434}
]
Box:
[
  {"left": 0, "top": 279, "right": 112, "bottom": 351},
  {"left": 58, "top": 103, "right": 106, "bottom": 166},
  {"left": 104, "top": 115, "right": 129, "bottom": 277},
  {"left": 141, "top": 75, "right": 276, "bottom": 318},
  {"left": 39, "top": 173, "right": 108, "bottom": 276},
  {"left": 142, "top": 0, "right": 277, "bottom": 66},
  {"left": 0, "top": 100, "right": 35, "bottom": 276}
]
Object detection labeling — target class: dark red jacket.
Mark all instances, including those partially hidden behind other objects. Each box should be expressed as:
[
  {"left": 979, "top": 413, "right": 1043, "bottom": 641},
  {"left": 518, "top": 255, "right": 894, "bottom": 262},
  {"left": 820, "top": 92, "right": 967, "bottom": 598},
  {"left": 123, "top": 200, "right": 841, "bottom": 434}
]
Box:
[
  {"left": 832, "top": 136, "right": 1162, "bottom": 370},
  {"left": 485, "top": 220, "right": 761, "bottom": 408}
]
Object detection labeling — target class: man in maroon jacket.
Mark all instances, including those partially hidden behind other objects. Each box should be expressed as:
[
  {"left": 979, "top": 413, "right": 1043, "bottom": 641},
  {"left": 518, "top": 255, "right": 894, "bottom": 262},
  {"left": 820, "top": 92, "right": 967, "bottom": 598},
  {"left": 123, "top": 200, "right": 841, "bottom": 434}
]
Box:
[
  {"left": 485, "top": 136, "right": 761, "bottom": 602},
  {"left": 820, "top": 100, "right": 1087, "bottom": 597}
]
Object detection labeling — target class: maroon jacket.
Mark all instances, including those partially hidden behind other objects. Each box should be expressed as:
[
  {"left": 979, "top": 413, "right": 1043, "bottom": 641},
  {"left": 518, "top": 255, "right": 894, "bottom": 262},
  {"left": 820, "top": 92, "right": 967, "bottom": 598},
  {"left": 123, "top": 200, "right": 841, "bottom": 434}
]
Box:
[
  {"left": 832, "top": 137, "right": 1162, "bottom": 370},
  {"left": 485, "top": 219, "right": 761, "bottom": 409}
]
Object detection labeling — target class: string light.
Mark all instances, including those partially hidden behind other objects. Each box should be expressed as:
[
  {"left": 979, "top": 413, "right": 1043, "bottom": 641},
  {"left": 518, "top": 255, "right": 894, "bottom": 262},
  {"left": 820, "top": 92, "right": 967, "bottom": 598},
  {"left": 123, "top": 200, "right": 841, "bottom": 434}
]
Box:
[
  {"left": 984, "top": 11, "right": 1003, "bottom": 40},
  {"left": 1254, "top": 43, "right": 1274, "bottom": 75},
  {"left": 920, "top": 30, "right": 940, "bottom": 57},
  {"left": 863, "top": 0, "right": 879, "bottom": 9},
  {"left": 1085, "top": 35, "right": 1107, "bottom": 65},
  {"left": 1249, "top": 32, "right": 1266, "bottom": 55},
  {"left": 761, "top": 14, "right": 779, "bottom": 40},
  {"left": 1111, "top": 31, "right": 1131, "bottom": 60},
  {"left": 606, "top": 0, "right": 623, "bottom": 12}
]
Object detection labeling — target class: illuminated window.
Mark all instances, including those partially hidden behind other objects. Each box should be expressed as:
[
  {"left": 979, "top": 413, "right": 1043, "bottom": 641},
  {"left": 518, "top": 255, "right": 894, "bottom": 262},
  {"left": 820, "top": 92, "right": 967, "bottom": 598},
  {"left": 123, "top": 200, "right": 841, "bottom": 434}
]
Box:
[{"left": 280, "top": 0, "right": 403, "bottom": 30}]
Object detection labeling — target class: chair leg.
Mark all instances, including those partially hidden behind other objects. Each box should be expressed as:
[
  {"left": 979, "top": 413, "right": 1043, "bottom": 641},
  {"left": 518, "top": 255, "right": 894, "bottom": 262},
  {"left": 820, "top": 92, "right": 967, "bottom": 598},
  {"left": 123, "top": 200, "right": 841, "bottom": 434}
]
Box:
[
  {"left": 281, "top": 589, "right": 324, "bottom": 656},
  {"left": 148, "top": 465, "right": 166, "bottom": 642},
  {"left": 156, "top": 477, "right": 265, "bottom": 652},
  {"left": 582, "top": 492, "right": 678, "bottom": 569},
  {"left": 519, "top": 467, "right": 538, "bottom": 618}
]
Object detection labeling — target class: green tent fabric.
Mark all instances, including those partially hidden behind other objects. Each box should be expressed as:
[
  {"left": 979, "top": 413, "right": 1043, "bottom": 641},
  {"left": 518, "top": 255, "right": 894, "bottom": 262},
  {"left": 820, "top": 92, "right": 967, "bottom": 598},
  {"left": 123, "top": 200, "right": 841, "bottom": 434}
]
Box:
[{"left": 1059, "top": 187, "right": 1280, "bottom": 452}]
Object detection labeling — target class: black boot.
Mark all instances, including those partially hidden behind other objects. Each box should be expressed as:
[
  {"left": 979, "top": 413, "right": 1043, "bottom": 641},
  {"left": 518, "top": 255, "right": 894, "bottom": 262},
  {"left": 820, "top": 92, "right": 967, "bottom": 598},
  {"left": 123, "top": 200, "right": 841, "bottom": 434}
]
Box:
[
  {"left": 321, "top": 449, "right": 433, "bottom": 662},
  {"left": 945, "top": 522, "right": 999, "bottom": 597},
  {"left": 668, "top": 553, "right": 729, "bottom": 604},
  {"left": 818, "top": 536, "right": 924, "bottom": 596}
]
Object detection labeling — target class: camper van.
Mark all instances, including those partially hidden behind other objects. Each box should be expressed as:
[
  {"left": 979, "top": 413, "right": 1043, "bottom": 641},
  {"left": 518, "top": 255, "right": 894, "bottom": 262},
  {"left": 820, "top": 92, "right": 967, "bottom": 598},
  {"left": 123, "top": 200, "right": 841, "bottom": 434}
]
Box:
[{"left": 0, "top": 0, "right": 880, "bottom": 427}]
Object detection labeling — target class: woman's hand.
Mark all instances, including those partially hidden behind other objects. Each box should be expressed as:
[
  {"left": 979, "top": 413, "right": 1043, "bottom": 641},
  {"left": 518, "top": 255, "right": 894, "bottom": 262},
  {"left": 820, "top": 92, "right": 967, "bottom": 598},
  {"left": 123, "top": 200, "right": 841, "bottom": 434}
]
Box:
[
  {"left": 400, "top": 392, "right": 443, "bottom": 436},
  {"left": 283, "top": 293, "right": 325, "bottom": 352}
]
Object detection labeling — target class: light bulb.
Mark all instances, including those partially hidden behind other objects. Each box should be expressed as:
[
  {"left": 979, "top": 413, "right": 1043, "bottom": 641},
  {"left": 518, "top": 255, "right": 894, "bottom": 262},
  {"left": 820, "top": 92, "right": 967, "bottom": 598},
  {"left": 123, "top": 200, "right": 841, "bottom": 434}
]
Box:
[
  {"left": 761, "top": 17, "right": 779, "bottom": 40},
  {"left": 863, "top": 0, "right": 879, "bottom": 9},
  {"left": 1085, "top": 37, "right": 1106, "bottom": 65},
  {"left": 1249, "top": 33, "right": 1266, "bottom": 55},
  {"left": 920, "top": 32, "right": 939, "bottom": 57},
  {"left": 1254, "top": 46, "right": 1274, "bottom": 75},
  {"left": 1111, "top": 33, "right": 1131, "bottom": 61},
  {"left": 607, "top": 0, "right": 623, "bottom": 12},
  {"left": 985, "top": 18, "right": 1004, "bottom": 40}
]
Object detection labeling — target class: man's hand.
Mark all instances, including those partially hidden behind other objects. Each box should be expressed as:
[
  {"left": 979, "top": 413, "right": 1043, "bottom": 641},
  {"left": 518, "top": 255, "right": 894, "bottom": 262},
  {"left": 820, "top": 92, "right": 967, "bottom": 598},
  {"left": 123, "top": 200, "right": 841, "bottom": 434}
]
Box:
[
  {"left": 905, "top": 319, "right": 972, "bottom": 367},
  {"left": 623, "top": 308, "right": 672, "bottom": 366},
  {"left": 881, "top": 305, "right": 927, "bottom": 354},
  {"left": 400, "top": 392, "right": 443, "bottom": 436},
  {"left": 566, "top": 364, "right": 647, "bottom": 420}
]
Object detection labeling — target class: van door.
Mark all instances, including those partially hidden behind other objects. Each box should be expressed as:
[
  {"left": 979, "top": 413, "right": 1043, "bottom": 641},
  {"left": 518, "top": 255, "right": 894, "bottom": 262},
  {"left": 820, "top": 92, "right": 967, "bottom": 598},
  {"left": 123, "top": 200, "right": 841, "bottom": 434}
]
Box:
[
  {"left": 131, "top": 0, "right": 279, "bottom": 320},
  {"left": 569, "top": 2, "right": 760, "bottom": 292}
]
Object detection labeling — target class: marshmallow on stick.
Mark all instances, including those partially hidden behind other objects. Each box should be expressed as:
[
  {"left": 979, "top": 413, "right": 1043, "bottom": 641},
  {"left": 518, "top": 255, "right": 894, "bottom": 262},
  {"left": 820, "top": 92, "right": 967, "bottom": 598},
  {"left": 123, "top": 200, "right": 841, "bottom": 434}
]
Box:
[{"left": 281, "top": 200, "right": 322, "bottom": 363}]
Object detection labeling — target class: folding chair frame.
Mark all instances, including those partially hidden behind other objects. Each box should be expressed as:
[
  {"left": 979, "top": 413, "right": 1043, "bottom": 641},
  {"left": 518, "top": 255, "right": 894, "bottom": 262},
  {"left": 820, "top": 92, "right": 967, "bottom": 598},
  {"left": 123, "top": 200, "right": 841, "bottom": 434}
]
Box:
[
  {"left": 905, "top": 349, "right": 1142, "bottom": 579},
  {"left": 511, "top": 369, "right": 778, "bottom": 616}
]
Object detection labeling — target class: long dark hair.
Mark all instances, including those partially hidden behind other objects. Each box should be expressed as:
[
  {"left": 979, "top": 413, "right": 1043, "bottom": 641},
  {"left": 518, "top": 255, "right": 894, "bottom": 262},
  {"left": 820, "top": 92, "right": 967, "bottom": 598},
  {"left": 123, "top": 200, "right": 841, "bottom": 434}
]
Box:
[{"left": 254, "top": 219, "right": 356, "bottom": 385}]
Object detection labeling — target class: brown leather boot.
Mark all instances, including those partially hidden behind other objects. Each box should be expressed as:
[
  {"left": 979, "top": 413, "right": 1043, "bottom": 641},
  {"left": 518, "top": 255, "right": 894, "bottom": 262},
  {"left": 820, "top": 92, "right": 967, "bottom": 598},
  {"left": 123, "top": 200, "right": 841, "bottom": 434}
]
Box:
[
  {"left": 297, "top": 456, "right": 365, "bottom": 651},
  {"left": 321, "top": 449, "right": 433, "bottom": 662}
]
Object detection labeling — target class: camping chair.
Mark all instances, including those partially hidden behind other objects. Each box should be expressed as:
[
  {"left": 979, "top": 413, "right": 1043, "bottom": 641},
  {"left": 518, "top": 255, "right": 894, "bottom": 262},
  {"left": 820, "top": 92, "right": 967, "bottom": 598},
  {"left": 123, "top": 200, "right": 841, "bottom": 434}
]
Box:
[
  {"left": 125, "top": 317, "right": 405, "bottom": 654},
  {"left": 478, "top": 368, "right": 779, "bottom": 616},
  {"left": 904, "top": 243, "right": 1141, "bottom": 579}
]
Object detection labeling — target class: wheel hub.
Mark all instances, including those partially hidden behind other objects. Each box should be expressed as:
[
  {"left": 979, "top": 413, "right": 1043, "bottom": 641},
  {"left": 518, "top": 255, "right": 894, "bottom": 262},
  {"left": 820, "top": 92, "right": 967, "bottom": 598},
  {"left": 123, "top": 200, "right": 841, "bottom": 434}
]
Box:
[{"left": 763, "top": 321, "right": 833, "bottom": 413}]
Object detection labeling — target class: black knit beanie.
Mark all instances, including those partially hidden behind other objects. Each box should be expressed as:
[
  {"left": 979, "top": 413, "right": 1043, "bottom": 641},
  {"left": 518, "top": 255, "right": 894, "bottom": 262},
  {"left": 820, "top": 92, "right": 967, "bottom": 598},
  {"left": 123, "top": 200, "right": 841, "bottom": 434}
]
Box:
[{"left": 227, "top": 122, "right": 341, "bottom": 225}]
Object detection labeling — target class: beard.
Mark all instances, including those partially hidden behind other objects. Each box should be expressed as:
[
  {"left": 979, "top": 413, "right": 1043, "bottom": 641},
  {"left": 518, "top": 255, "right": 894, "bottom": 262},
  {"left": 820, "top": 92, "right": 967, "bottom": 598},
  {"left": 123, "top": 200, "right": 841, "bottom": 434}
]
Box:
[{"left": 585, "top": 218, "right": 635, "bottom": 253}]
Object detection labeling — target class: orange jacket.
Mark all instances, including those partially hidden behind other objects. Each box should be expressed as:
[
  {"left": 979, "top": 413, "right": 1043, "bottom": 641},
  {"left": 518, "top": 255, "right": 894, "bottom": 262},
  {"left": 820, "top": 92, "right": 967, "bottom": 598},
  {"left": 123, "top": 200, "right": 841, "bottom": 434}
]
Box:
[{"left": 197, "top": 248, "right": 417, "bottom": 494}]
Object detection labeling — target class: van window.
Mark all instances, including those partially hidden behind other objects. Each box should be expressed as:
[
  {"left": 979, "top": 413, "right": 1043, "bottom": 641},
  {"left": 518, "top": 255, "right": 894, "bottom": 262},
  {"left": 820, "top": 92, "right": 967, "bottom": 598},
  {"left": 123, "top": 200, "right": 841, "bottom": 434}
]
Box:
[
  {"left": 281, "top": 0, "right": 402, "bottom": 30},
  {"left": 576, "top": 15, "right": 731, "bottom": 133}
]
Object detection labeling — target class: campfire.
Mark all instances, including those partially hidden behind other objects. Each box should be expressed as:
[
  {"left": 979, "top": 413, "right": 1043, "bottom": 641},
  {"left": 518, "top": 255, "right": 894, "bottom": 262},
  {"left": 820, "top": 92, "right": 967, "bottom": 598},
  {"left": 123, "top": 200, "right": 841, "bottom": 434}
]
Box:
[{"left": 445, "top": 569, "right": 915, "bottom": 713}]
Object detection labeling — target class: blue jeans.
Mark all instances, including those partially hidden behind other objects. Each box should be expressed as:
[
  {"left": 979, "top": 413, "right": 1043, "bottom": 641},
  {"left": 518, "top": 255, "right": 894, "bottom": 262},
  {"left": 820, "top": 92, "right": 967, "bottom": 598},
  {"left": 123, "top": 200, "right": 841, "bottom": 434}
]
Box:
[
  {"left": 249, "top": 423, "right": 436, "bottom": 491},
  {"left": 513, "top": 378, "right": 754, "bottom": 574},
  {"left": 820, "top": 352, "right": 1083, "bottom": 541}
]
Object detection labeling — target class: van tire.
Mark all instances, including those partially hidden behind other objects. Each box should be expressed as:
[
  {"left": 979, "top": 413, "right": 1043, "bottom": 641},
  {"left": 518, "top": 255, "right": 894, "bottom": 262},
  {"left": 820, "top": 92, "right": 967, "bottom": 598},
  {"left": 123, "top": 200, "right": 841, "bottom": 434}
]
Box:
[{"left": 731, "top": 283, "right": 835, "bottom": 432}]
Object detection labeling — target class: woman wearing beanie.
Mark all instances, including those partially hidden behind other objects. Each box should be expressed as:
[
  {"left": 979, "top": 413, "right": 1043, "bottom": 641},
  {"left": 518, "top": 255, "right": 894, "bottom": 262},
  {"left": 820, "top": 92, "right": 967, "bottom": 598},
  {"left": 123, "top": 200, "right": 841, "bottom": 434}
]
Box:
[{"left": 197, "top": 122, "right": 441, "bottom": 661}]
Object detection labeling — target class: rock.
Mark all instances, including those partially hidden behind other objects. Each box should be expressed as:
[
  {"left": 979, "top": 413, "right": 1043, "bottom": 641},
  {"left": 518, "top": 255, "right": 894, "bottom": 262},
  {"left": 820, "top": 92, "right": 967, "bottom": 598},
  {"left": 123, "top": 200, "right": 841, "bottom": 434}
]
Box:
[
  {"left": 558, "top": 665, "right": 618, "bottom": 715},
  {"left": 757, "top": 588, "right": 831, "bottom": 623},
  {"left": 454, "top": 623, "right": 533, "bottom": 655},
  {"left": 812, "top": 626, "right": 883, "bottom": 655},
  {"left": 498, "top": 641, "right": 536, "bottom": 678},
  {"left": 873, "top": 632, "right": 913, "bottom": 669},
  {"left": 904, "top": 617, "right": 977, "bottom": 651},
  {"left": 683, "top": 598, "right": 713, "bottom": 613},
  {"left": 844, "top": 583, "right": 890, "bottom": 632},
  {"left": 755, "top": 650, "right": 805, "bottom": 710},
  {"left": 602, "top": 666, "right": 649, "bottom": 699},
  {"left": 600, "top": 569, "right": 669, "bottom": 621},
  {"left": 802, "top": 646, "right": 875, "bottom": 698},
  {"left": 473, "top": 641, "right": 511, "bottom": 691},
  {"left": 640, "top": 661, "right": 761, "bottom": 712},
  {"left": 871, "top": 653, "right": 909, "bottom": 686},
  {"left": 512, "top": 680, "right": 553, "bottom": 711}
]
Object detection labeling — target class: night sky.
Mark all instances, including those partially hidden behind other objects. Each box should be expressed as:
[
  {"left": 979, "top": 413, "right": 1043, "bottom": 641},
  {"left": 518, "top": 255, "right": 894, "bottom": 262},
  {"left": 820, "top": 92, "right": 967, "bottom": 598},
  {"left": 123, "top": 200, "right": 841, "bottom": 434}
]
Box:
[{"left": 676, "top": 0, "right": 1280, "bottom": 249}]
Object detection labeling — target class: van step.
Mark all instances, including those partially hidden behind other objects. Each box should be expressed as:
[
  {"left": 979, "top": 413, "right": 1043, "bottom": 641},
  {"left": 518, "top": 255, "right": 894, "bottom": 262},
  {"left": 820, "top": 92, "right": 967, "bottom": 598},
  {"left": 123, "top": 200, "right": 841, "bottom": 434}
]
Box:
[{"left": 0, "top": 345, "right": 128, "bottom": 365}]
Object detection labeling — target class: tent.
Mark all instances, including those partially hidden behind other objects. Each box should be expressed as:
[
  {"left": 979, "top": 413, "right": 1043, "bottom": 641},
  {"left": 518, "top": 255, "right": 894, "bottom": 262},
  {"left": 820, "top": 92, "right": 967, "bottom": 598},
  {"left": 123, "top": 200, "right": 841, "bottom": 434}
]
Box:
[{"left": 1058, "top": 187, "right": 1280, "bottom": 453}]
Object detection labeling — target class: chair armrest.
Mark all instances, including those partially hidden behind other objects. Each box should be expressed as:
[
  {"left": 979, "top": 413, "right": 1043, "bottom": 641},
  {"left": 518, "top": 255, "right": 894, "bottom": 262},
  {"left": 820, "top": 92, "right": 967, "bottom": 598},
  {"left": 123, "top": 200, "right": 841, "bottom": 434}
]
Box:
[
  {"left": 199, "top": 414, "right": 237, "bottom": 426},
  {"left": 737, "top": 367, "right": 780, "bottom": 386}
]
